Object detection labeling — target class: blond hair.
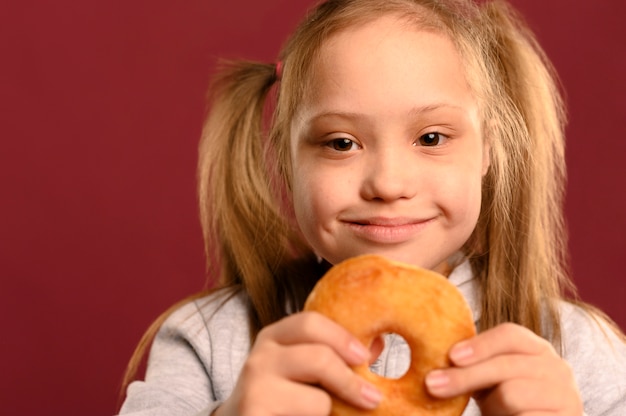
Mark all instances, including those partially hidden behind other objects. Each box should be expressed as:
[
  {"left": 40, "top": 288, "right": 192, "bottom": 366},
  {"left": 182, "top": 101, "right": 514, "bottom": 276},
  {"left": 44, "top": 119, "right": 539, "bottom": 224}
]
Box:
[
  {"left": 201, "top": 0, "right": 570, "bottom": 340},
  {"left": 121, "top": 0, "right": 621, "bottom": 399}
]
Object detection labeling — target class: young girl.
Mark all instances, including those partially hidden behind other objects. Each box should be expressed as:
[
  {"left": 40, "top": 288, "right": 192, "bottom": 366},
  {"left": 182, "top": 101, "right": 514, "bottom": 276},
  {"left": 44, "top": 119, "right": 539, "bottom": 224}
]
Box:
[{"left": 119, "top": 0, "right": 626, "bottom": 415}]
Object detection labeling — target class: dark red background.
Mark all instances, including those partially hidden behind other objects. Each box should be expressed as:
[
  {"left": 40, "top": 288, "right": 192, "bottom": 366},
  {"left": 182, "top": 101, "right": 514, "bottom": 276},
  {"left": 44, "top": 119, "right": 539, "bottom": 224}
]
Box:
[{"left": 1, "top": 1, "right": 624, "bottom": 415}]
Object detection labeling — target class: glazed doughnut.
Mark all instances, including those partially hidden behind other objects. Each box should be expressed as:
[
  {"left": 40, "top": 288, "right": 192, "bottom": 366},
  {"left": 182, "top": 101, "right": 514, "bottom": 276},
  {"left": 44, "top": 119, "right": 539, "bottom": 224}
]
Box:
[{"left": 304, "top": 254, "right": 475, "bottom": 415}]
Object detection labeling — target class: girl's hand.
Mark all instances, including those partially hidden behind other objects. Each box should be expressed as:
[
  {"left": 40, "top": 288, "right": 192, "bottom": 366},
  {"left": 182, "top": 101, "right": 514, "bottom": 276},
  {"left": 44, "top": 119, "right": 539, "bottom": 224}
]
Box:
[
  {"left": 214, "top": 311, "right": 382, "bottom": 416},
  {"left": 425, "top": 323, "right": 583, "bottom": 415}
]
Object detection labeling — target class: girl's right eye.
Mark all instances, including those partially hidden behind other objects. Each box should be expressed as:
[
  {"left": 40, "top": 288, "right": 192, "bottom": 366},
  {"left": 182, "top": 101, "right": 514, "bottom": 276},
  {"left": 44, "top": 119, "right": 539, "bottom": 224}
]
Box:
[{"left": 327, "top": 138, "right": 359, "bottom": 152}]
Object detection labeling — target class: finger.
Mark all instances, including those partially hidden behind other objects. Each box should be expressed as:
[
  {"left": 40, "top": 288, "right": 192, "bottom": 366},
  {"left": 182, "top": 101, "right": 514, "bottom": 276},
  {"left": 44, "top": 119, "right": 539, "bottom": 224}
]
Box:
[
  {"left": 426, "top": 354, "right": 544, "bottom": 398},
  {"left": 274, "top": 343, "right": 383, "bottom": 410},
  {"left": 231, "top": 372, "right": 333, "bottom": 416},
  {"left": 265, "top": 381, "right": 334, "bottom": 416},
  {"left": 265, "top": 380, "right": 384, "bottom": 416},
  {"left": 426, "top": 353, "right": 580, "bottom": 414},
  {"left": 425, "top": 323, "right": 582, "bottom": 414},
  {"left": 259, "top": 311, "right": 371, "bottom": 365},
  {"left": 448, "top": 323, "right": 556, "bottom": 366}
]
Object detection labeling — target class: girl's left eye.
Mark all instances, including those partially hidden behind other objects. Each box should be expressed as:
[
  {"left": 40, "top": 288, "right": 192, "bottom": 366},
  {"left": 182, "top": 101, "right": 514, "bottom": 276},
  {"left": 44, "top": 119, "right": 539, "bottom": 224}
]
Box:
[
  {"left": 328, "top": 138, "right": 359, "bottom": 151},
  {"left": 416, "top": 132, "right": 448, "bottom": 146}
]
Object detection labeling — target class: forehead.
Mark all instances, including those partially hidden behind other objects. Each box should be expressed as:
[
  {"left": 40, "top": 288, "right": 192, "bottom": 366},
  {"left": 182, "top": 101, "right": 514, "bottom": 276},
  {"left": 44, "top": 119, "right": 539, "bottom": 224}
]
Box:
[{"left": 297, "top": 15, "right": 477, "bottom": 120}]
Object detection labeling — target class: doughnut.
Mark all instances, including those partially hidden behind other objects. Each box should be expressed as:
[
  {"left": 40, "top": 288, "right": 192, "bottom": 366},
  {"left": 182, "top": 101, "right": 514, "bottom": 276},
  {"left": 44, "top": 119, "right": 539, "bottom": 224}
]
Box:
[{"left": 304, "top": 254, "right": 476, "bottom": 415}]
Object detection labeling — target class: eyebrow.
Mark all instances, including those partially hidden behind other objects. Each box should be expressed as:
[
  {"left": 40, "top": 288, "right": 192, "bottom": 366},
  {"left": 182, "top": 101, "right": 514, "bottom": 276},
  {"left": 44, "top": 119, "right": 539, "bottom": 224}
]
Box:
[{"left": 306, "top": 103, "right": 466, "bottom": 123}]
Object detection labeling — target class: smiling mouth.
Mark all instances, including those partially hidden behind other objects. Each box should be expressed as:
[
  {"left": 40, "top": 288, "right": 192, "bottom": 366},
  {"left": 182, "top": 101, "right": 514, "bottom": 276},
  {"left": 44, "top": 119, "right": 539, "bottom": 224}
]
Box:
[
  {"left": 344, "top": 217, "right": 433, "bottom": 243},
  {"left": 352, "top": 217, "right": 425, "bottom": 226}
]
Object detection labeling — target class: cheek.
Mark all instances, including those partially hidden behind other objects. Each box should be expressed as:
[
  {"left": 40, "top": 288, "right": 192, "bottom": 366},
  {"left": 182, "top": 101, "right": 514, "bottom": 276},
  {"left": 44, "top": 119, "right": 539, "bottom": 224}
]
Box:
[
  {"left": 462, "top": 178, "right": 483, "bottom": 225},
  {"left": 291, "top": 166, "right": 326, "bottom": 231},
  {"left": 464, "top": 175, "right": 484, "bottom": 228},
  {"left": 290, "top": 168, "right": 311, "bottom": 223},
  {"left": 438, "top": 161, "right": 484, "bottom": 225},
  {"left": 291, "top": 164, "right": 352, "bottom": 248},
  {"left": 295, "top": 182, "right": 335, "bottom": 220}
]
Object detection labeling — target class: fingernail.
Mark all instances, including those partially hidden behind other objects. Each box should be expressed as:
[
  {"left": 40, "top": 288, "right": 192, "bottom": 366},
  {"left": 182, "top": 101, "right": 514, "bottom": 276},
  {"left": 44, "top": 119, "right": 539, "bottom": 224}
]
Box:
[
  {"left": 360, "top": 383, "right": 383, "bottom": 408},
  {"left": 425, "top": 370, "right": 449, "bottom": 391},
  {"left": 349, "top": 341, "right": 370, "bottom": 363},
  {"left": 450, "top": 341, "right": 473, "bottom": 363}
]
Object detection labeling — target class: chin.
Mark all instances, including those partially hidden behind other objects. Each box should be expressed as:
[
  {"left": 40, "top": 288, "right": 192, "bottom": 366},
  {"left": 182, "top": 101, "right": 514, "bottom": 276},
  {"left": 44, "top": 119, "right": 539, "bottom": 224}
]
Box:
[{"left": 335, "top": 249, "right": 444, "bottom": 271}]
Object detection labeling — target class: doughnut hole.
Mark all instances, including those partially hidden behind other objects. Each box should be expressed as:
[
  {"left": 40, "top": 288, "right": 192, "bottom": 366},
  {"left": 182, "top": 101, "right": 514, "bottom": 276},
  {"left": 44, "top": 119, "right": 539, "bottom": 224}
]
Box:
[{"left": 369, "top": 333, "right": 411, "bottom": 379}]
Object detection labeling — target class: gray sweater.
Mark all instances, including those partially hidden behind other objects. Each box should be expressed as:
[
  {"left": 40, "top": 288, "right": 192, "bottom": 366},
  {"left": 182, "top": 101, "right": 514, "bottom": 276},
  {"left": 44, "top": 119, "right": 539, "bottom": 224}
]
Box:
[{"left": 119, "top": 261, "right": 626, "bottom": 415}]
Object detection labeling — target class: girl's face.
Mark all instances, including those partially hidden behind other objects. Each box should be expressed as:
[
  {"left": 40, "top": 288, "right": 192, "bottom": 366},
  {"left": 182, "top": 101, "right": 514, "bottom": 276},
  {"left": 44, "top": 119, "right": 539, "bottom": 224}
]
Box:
[{"left": 290, "top": 15, "right": 490, "bottom": 270}]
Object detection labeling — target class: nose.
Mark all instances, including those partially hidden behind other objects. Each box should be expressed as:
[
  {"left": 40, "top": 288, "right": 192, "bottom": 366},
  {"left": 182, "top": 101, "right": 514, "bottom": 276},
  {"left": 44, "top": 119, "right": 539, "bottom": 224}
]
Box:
[{"left": 360, "top": 145, "right": 419, "bottom": 202}]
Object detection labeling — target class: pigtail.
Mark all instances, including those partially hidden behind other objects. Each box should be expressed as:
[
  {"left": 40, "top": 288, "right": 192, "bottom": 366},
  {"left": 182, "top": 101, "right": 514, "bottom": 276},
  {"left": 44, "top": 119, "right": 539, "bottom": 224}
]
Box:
[
  {"left": 119, "top": 62, "right": 313, "bottom": 403},
  {"left": 198, "top": 60, "right": 303, "bottom": 330},
  {"left": 472, "top": 0, "right": 571, "bottom": 344}
]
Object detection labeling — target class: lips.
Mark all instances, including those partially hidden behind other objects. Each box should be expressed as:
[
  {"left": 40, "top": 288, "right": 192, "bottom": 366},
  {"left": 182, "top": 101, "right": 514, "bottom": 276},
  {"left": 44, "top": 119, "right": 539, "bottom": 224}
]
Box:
[{"left": 342, "top": 216, "right": 434, "bottom": 244}]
